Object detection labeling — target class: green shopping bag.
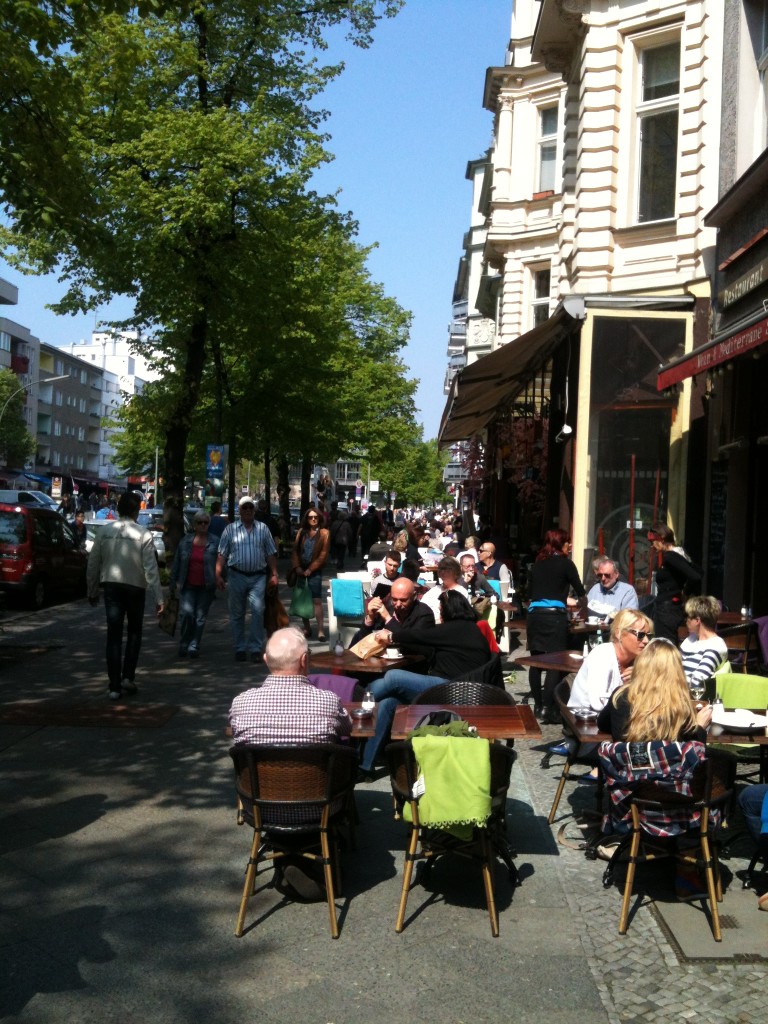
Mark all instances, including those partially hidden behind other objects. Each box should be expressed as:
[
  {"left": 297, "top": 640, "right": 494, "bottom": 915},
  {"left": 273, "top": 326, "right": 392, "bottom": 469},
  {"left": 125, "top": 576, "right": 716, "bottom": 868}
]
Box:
[{"left": 289, "top": 577, "right": 314, "bottom": 619}]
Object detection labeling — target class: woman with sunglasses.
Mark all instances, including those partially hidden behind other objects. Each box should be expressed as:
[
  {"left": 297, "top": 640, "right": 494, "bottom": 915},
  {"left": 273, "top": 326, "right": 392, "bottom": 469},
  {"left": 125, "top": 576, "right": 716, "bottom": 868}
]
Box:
[
  {"left": 568, "top": 609, "right": 655, "bottom": 713},
  {"left": 291, "top": 507, "right": 330, "bottom": 641},
  {"left": 169, "top": 510, "right": 219, "bottom": 658}
]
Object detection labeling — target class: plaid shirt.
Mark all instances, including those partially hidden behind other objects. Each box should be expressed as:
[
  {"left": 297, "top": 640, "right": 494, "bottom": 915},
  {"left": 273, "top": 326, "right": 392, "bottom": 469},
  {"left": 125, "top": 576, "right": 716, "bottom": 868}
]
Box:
[
  {"left": 598, "top": 740, "right": 714, "bottom": 837},
  {"left": 229, "top": 674, "right": 351, "bottom": 746},
  {"left": 230, "top": 674, "right": 352, "bottom": 826}
]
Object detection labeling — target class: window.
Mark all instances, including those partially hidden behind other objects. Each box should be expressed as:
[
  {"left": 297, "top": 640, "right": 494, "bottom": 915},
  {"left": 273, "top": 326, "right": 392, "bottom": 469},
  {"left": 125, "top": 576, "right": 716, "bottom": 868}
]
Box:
[
  {"left": 636, "top": 41, "right": 680, "bottom": 222},
  {"left": 531, "top": 268, "right": 552, "bottom": 326},
  {"left": 55, "top": 359, "right": 64, "bottom": 374},
  {"left": 79, "top": 398, "right": 86, "bottom": 413},
  {"left": 80, "top": 369, "right": 87, "bottom": 384},
  {"left": 78, "top": 427, "right": 85, "bottom": 441},
  {"left": 538, "top": 106, "right": 559, "bottom": 193},
  {"left": 55, "top": 390, "right": 63, "bottom": 406},
  {"left": 0, "top": 331, "right": 10, "bottom": 352},
  {"left": 77, "top": 455, "right": 85, "bottom": 469},
  {"left": 54, "top": 421, "right": 61, "bottom": 437}
]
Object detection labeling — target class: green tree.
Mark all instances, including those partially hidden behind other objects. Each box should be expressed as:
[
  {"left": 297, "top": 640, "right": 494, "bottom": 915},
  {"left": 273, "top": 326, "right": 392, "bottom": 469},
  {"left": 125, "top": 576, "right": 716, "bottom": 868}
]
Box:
[
  {"left": 377, "top": 433, "right": 448, "bottom": 507},
  {"left": 0, "top": 0, "right": 403, "bottom": 504},
  {"left": 0, "top": 369, "right": 37, "bottom": 469}
]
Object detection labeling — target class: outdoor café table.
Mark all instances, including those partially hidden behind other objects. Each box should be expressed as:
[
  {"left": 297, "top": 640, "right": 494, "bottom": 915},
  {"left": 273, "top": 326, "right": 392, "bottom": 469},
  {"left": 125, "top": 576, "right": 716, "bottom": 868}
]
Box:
[
  {"left": 342, "top": 702, "right": 378, "bottom": 739},
  {"left": 513, "top": 650, "right": 586, "bottom": 675},
  {"left": 391, "top": 703, "right": 542, "bottom": 742},
  {"left": 310, "top": 650, "right": 424, "bottom": 679}
]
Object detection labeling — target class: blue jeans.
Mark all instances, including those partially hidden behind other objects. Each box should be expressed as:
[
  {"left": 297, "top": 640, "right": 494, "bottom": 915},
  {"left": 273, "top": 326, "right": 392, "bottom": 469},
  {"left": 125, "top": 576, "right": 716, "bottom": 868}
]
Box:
[
  {"left": 179, "top": 585, "right": 215, "bottom": 653},
  {"left": 360, "top": 669, "right": 447, "bottom": 771},
  {"left": 103, "top": 582, "right": 146, "bottom": 689},
  {"left": 738, "top": 785, "right": 768, "bottom": 845},
  {"left": 227, "top": 570, "right": 267, "bottom": 654}
]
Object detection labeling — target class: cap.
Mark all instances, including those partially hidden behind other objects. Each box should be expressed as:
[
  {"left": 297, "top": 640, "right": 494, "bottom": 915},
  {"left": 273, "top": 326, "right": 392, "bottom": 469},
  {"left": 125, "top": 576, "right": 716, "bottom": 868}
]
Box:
[{"left": 239, "top": 495, "right": 255, "bottom": 508}]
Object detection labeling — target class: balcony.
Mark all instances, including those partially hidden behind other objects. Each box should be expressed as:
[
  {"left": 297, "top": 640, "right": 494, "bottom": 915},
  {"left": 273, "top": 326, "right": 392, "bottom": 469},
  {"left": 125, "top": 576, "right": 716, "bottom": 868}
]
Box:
[{"left": 11, "top": 354, "right": 29, "bottom": 373}]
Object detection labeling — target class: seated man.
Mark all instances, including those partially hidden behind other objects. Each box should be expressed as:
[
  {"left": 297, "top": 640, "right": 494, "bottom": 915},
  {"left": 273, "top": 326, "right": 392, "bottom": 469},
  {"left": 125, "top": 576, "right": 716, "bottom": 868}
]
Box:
[
  {"left": 419, "top": 555, "right": 469, "bottom": 624},
  {"left": 369, "top": 550, "right": 401, "bottom": 599},
  {"left": 358, "top": 591, "right": 490, "bottom": 780},
  {"left": 228, "top": 626, "right": 351, "bottom": 899},
  {"left": 350, "top": 577, "right": 435, "bottom": 646},
  {"left": 587, "top": 558, "right": 638, "bottom": 619},
  {"left": 477, "top": 541, "right": 512, "bottom": 589},
  {"left": 459, "top": 553, "right": 497, "bottom": 602}
]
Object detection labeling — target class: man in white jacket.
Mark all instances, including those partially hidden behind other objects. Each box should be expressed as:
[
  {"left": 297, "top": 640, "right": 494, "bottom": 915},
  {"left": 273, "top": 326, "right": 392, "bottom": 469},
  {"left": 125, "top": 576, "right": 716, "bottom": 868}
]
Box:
[{"left": 87, "top": 491, "right": 165, "bottom": 700}]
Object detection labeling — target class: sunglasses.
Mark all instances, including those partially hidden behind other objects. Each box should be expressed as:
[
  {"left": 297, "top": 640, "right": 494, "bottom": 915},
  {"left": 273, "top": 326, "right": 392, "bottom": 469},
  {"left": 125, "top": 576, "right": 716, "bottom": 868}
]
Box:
[
  {"left": 623, "top": 628, "right": 654, "bottom": 642},
  {"left": 307, "top": 515, "right": 319, "bottom": 520},
  {"left": 597, "top": 572, "right": 615, "bottom": 578}
]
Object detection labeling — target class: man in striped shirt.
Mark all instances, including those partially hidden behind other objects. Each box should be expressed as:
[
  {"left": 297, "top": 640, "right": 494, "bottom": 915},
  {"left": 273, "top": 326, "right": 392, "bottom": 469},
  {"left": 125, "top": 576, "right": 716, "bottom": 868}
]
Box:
[{"left": 216, "top": 495, "right": 279, "bottom": 663}]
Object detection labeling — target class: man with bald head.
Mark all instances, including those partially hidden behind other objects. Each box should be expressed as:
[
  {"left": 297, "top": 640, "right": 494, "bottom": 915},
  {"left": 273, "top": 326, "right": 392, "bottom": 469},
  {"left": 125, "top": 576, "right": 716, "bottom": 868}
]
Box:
[
  {"left": 228, "top": 626, "right": 351, "bottom": 746},
  {"left": 354, "top": 577, "right": 435, "bottom": 646}
]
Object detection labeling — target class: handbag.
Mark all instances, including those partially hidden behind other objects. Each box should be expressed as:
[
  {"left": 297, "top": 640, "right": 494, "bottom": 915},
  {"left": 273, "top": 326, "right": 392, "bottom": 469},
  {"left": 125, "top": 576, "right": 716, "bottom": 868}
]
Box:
[
  {"left": 289, "top": 577, "right": 314, "bottom": 619},
  {"left": 286, "top": 565, "right": 299, "bottom": 588},
  {"left": 158, "top": 594, "right": 180, "bottom": 637}
]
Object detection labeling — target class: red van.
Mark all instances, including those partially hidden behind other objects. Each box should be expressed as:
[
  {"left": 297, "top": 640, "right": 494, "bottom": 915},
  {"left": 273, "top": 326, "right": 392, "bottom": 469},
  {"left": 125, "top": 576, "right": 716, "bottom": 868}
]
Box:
[{"left": 0, "top": 502, "right": 87, "bottom": 609}]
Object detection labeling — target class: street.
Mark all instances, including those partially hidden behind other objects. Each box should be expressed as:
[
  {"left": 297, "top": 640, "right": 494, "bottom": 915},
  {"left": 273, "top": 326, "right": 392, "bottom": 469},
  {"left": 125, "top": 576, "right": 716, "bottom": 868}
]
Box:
[{"left": 0, "top": 588, "right": 766, "bottom": 1023}]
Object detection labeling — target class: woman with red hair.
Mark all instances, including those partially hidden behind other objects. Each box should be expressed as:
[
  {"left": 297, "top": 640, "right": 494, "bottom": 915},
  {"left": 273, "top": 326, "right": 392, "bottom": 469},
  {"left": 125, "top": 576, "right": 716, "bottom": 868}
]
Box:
[{"left": 526, "top": 528, "right": 586, "bottom": 723}]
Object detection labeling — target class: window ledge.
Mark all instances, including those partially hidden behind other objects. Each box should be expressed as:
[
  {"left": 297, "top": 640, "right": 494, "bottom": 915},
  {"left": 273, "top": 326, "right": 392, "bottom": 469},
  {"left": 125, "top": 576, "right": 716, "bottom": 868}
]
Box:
[{"left": 613, "top": 219, "right": 677, "bottom": 242}]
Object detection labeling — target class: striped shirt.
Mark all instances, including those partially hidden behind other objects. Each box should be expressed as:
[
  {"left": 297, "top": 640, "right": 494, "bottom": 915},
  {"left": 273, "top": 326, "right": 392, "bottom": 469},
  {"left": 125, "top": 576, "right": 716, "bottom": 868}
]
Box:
[
  {"left": 218, "top": 519, "right": 276, "bottom": 572},
  {"left": 680, "top": 635, "right": 729, "bottom": 686}
]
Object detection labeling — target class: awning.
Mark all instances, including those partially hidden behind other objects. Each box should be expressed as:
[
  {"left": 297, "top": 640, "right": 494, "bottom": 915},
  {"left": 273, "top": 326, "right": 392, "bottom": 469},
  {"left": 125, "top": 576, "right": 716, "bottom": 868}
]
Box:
[
  {"left": 438, "top": 299, "right": 585, "bottom": 444},
  {"left": 23, "top": 472, "right": 51, "bottom": 486},
  {"left": 657, "top": 315, "right": 768, "bottom": 390}
]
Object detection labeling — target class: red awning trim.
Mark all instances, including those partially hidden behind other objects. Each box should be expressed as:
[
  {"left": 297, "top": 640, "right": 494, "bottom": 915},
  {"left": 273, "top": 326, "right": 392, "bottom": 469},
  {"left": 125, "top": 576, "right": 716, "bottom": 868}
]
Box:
[{"left": 657, "top": 316, "right": 768, "bottom": 390}]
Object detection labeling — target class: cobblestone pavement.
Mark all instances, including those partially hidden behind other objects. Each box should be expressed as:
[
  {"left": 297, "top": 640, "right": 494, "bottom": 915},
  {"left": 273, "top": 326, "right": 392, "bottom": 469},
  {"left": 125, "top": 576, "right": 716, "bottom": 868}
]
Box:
[{"left": 0, "top": 584, "right": 767, "bottom": 1023}]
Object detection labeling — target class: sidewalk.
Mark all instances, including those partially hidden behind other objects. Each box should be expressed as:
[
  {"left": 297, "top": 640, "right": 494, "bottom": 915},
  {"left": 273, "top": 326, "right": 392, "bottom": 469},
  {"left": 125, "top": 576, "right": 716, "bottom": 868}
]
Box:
[{"left": 0, "top": 579, "right": 766, "bottom": 1023}]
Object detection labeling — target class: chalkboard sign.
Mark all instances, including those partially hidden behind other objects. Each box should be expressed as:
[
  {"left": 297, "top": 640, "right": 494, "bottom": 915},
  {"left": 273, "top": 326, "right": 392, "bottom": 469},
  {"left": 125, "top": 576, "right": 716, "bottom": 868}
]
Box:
[{"left": 707, "top": 461, "right": 728, "bottom": 595}]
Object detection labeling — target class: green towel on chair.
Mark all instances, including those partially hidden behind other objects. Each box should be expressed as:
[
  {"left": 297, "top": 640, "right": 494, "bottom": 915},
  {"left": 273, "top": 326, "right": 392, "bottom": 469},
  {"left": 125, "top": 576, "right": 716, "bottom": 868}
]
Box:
[{"left": 404, "top": 735, "right": 491, "bottom": 840}]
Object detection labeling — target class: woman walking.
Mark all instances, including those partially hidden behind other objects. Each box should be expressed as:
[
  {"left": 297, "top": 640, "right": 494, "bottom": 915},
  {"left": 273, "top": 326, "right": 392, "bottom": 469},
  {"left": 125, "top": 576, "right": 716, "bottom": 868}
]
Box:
[
  {"left": 291, "top": 508, "right": 330, "bottom": 641},
  {"left": 170, "top": 510, "right": 219, "bottom": 658}
]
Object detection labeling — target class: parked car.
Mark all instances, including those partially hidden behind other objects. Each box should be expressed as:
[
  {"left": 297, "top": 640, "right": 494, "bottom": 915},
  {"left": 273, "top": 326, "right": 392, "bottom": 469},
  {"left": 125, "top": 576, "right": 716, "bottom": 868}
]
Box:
[
  {"left": 0, "top": 489, "right": 62, "bottom": 514},
  {"left": 0, "top": 501, "right": 87, "bottom": 609}
]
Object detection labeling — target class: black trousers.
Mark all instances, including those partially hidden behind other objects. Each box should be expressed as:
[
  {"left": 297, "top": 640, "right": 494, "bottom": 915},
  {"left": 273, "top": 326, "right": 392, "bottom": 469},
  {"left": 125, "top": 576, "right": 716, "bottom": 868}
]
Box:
[
  {"left": 103, "top": 582, "right": 146, "bottom": 689},
  {"left": 526, "top": 609, "right": 568, "bottom": 710}
]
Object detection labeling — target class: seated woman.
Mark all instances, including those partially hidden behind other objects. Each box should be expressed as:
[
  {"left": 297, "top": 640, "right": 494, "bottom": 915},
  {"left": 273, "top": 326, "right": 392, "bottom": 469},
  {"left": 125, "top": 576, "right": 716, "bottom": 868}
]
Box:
[
  {"left": 679, "top": 595, "right": 728, "bottom": 688},
  {"left": 357, "top": 590, "right": 491, "bottom": 778},
  {"left": 597, "top": 639, "right": 713, "bottom": 899},
  {"left": 568, "top": 608, "right": 654, "bottom": 713},
  {"left": 597, "top": 638, "right": 712, "bottom": 740}
]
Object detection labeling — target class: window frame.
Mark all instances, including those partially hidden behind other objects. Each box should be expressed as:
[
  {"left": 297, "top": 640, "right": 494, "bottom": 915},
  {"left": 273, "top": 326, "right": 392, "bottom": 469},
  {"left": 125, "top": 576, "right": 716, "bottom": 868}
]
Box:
[
  {"left": 633, "top": 36, "right": 682, "bottom": 224},
  {"left": 537, "top": 104, "right": 559, "bottom": 194}
]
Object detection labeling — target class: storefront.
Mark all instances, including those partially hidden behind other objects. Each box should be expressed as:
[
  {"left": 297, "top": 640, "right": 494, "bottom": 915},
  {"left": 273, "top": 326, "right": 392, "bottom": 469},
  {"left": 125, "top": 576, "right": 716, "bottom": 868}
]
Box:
[{"left": 658, "top": 150, "right": 768, "bottom": 613}]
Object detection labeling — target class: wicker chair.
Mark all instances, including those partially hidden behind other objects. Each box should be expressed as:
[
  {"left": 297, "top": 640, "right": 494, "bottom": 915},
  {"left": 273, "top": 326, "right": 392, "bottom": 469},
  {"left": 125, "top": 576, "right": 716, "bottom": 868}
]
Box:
[
  {"left": 546, "top": 678, "right": 603, "bottom": 824},
  {"left": 413, "top": 679, "right": 516, "bottom": 707},
  {"left": 599, "top": 749, "right": 736, "bottom": 941},
  {"left": 386, "top": 737, "right": 516, "bottom": 936},
  {"left": 230, "top": 743, "right": 357, "bottom": 939}
]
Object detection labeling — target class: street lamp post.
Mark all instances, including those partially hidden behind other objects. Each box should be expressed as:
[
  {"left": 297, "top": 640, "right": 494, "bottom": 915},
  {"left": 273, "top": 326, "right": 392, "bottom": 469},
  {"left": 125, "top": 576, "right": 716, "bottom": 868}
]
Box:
[{"left": 0, "top": 374, "right": 69, "bottom": 434}]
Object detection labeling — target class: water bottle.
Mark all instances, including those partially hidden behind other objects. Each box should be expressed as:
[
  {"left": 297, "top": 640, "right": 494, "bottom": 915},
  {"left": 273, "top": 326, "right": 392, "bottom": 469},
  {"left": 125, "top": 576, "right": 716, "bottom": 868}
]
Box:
[
  {"left": 362, "top": 690, "right": 375, "bottom": 712},
  {"left": 334, "top": 635, "right": 344, "bottom": 657},
  {"left": 595, "top": 627, "right": 603, "bottom": 646},
  {"left": 741, "top": 605, "right": 748, "bottom": 619},
  {"left": 582, "top": 639, "right": 589, "bottom": 658}
]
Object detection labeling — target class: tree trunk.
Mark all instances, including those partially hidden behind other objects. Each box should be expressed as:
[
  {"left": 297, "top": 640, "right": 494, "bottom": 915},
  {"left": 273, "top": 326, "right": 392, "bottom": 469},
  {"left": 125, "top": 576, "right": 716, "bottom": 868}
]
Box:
[
  {"left": 300, "top": 455, "right": 312, "bottom": 514},
  {"left": 264, "top": 446, "right": 271, "bottom": 504},
  {"left": 163, "top": 312, "right": 208, "bottom": 505},
  {"left": 228, "top": 434, "right": 237, "bottom": 516}
]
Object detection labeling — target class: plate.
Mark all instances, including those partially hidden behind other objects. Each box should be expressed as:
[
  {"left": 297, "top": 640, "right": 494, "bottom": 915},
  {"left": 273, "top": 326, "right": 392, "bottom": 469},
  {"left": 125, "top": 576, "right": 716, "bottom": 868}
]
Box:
[
  {"left": 351, "top": 708, "right": 372, "bottom": 719},
  {"left": 710, "top": 708, "right": 768, "bottom": 732}
]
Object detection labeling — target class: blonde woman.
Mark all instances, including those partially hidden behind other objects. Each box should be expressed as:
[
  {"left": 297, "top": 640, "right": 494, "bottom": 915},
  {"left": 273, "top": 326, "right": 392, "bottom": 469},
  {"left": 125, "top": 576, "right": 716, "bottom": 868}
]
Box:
[
  {"left": 568, "top": 608, "right": 654, "bottom": 713},
  {"left": 597, "top": 638, "right": 712, "bottom": 741}
]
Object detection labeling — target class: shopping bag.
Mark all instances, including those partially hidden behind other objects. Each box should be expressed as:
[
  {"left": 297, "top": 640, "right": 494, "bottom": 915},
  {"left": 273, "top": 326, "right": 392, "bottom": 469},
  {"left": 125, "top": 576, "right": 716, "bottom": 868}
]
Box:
[
  {"left": 289, "top": 578, "right": 314, "bottom": 619},
  {"left": 158, "top": 594, "right": 180, "bottom": 637}
]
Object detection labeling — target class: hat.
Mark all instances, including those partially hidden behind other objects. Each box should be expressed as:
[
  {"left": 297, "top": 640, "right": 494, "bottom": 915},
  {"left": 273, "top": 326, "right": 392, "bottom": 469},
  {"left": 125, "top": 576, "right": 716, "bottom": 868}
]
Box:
[{"left": 239, "top": 495, "right": 255, "bottom": 508}]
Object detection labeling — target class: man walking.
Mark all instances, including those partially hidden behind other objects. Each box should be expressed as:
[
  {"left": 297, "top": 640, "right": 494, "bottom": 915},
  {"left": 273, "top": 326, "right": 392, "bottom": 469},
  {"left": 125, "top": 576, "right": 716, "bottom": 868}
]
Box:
[
  {"left": 216, "top": 495, "right": 279, "bottom": 663},
  {"left": 87, "top": 491, "right": 165, "bottom": 701}
]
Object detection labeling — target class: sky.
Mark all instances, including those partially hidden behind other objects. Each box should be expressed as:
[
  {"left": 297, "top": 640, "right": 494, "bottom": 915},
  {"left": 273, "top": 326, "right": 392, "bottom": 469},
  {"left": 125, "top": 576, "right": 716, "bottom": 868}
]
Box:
[{"left": 0, "top": 1, "right": 512, "bottom": 441}]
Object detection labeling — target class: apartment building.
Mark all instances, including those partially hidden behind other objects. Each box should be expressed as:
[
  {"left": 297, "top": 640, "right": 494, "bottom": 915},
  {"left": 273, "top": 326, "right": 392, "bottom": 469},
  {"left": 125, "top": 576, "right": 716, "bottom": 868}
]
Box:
[{"left": 441, "top": 0, "right": 724, "bottom": 591}]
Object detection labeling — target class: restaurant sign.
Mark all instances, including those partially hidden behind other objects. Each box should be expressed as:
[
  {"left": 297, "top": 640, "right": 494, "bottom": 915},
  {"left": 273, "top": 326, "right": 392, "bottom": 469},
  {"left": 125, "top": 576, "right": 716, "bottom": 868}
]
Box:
[
  {"left": 719, "top": 258, "right": 768, "bottom": 309},
  {"left": 657, "top": 316, "right": 768, "bottom": 390}
]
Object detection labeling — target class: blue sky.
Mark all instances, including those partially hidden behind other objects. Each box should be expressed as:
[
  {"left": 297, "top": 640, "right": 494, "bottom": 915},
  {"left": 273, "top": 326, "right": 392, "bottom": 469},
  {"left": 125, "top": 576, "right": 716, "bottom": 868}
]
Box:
[{"left": 0, "top": 1, "right": 512, "bottom": 440}]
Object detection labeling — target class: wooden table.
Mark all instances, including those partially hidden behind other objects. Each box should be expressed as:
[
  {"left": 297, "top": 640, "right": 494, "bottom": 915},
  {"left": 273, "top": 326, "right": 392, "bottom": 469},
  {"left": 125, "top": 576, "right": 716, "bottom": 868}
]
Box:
[
  {"left": 513, "top": 650, "right": 586, "bottom": 675},
  {"left": 310, "top": 650, "right": 423, "bottom": 678},
  {"left": 391, "top": 703, "right": 541, "bottom": 742}
]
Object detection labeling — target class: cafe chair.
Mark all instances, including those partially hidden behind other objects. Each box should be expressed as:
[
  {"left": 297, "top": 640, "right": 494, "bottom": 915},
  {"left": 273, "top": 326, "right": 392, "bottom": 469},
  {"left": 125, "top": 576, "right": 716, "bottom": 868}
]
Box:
[
  {"left": 599, "top": 745, "right": 736, "bottom": 940},
  {"left": 386, "top": 737, "right": 516, "bottom": 936},
  {"left": 719, "top": 622, "right": 763, "bottom": 674},
  {"left": 709, "top": 673, "right": 768, "bottom": 784},
  {"left": 413, "top": 680, "right": 515, "bottom": 707},
  {"left": 455, "top": 652, "right": 505, "bottom": 689},
  {"left": 326, "top": 578, "right": 366, "bottom": 651},
  {"left": 546, "top": 679, "right": 603, "bottom": 824},
  {"left": 230, "top": 743, "right": 358, "bottom": 939}
]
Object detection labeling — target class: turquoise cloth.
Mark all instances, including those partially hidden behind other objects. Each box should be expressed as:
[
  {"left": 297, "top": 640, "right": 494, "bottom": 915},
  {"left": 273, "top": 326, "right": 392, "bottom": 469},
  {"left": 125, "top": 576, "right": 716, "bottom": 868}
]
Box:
[{"left": 404, "top": 735, "right": 491, "bottom": 840}]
